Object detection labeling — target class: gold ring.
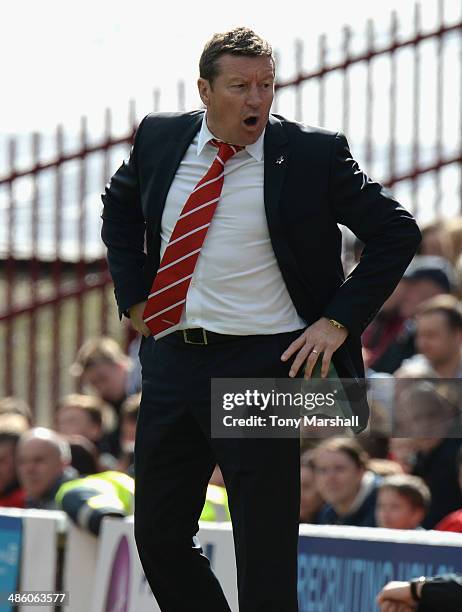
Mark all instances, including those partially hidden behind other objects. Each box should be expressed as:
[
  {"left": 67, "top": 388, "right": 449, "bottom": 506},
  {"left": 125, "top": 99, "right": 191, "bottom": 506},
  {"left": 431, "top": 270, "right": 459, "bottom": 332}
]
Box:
[{"left": 311, "top": 349, "right": 319, "bottom": 354}]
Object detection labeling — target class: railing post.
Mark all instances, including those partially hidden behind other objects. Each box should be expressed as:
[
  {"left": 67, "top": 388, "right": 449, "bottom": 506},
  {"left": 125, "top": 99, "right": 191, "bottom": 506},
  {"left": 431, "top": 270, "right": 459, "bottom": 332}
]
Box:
[
  {"left": 318, "top": 34, "right": 327, "bottom": 127},
  {"left": 295, "top": 39, "right": 304, "bottom": 122},
  {"left": 388, "top": 11, "right": 399, "bottom": 183},
  {"left": 411, "top": 1, "right": 422, "bottom": 217},
  {"left": 51, "top": 124, "right": 64, "bottom": 414},
  {"left": 5, "top": 137, "right": 17, "bottom": 398},
  {"left": 28, "top": 132, "right": 40, "bottom": 411},
  {"left": 434, "top": 0, "right": 445, "bottom": 217},
  {"left": 342, "top": 25, "right": 352, "bottom": 137},
  {"left": 76, "top": 115, "right": 88, "bottom": 392},
  {"left": 365, "top": 19, "right": 375, "bottom": 171}
]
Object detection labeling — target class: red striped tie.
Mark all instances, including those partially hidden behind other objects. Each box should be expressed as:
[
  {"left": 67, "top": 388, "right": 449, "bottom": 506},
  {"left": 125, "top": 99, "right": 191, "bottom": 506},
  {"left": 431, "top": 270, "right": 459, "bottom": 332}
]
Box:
[{"left": 142, "top": 139, "right": 242, "bottom": 338}]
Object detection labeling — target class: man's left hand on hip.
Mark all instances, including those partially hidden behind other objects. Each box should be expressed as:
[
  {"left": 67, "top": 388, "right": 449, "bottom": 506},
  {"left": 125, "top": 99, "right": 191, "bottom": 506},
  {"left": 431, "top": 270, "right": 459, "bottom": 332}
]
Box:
[{"left": 281, "top": 317, "right": 348, "bottom": 379}]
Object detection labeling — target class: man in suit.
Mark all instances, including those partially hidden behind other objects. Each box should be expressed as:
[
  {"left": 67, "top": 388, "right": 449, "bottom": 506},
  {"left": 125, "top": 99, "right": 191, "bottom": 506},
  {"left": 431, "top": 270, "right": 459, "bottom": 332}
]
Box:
[{"left": 101, "top": 27, "right": 420, "bottom": 612}]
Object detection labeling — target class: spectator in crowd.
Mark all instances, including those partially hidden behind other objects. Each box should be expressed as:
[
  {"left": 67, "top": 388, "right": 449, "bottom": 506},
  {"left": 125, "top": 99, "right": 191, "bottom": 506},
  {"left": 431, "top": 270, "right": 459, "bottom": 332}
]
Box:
[
  {"left": 66, "top": 435, "right": 102, "bottom": 476},
  {"left": 16, "top": 428, "right": 77, "bottom": 510},
  {"left": 394, "top": 382, "right": 462, "bottom": 528},
  {"left": 56, "top": 470, "right": 135, "bottom": 536},
  {"left": 116, "top": 393, "right": 140, "bottom": 474},
  {"left": 445, "top": 216, "right": 462, "bottom": 262},
  {"left": 418, "top": 220, "right": 455, "bottom": 261},
  {"left": 0, "top": 428, "right": 27, "bottom": 508},
  {"left": 377, "top": 573, "right": 462, "bottom": 611},
  {"left": 70, "top": 337, "right": 141, "bottom": 415},
  {"left": 119, "top": 393, "right": 139, "bottom": 454},
  {"left": 299, "top": 450, "right": 323, "bottom": 524},
  {"left": 57, "top": 469, "right": 229, "bottom": 536},
  {"left": 357, "top": 400, "right": 393, "bottom": 459},
  {"left": 313, "top": 437, "right": 381, "bottom": 527},
  {"left": 362, "top": 280, "right": 408, "bottom": 371},
  {"left": 396, "top": 294, "right": 462, "bottom": 378},
  {"left": 0, "top": 396, "right": 33, "bottom": 426},
  {"left": 399, "top": 256, "right": 457, "bottom": 321},
  {"left": 388, "top": 438, "right": 416, "bottom": 474},
  {"left": 435, "top": 446, "right": 462, "bottom": 533},
  {"left": 55, "top": 393, "right": 118, "bottom": 459},
  {"left": 375, "top": 474, "right": 430, "bottom": 530},
  {"left": 372, "top": 256, "right": 456, "bottom": 374}
]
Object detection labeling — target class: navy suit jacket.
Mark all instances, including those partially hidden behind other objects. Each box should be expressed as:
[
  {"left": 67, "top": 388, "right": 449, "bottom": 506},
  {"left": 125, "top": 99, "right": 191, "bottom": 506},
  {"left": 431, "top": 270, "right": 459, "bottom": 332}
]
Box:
[{"left": 101, "top": 110, "right": 421, "bottom": 428}]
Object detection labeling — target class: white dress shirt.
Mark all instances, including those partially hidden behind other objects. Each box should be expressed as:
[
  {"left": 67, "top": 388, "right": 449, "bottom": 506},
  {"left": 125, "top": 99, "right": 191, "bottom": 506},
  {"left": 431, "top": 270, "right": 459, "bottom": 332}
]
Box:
[{"left": 160, "top": 114, "right": 306, "bottom": 335}]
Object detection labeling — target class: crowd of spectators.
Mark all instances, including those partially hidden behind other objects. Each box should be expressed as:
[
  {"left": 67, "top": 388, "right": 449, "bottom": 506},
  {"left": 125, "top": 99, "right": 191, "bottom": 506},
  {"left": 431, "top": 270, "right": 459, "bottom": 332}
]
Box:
[
  {"left": 297, "top": 217, "right": 462, "bottom": 533},
  {"left": 1, "top": 219, "right": 462, "bottom": 548},
  {"left": 0, "top": 336, "right": 141, "bottom": 514}
]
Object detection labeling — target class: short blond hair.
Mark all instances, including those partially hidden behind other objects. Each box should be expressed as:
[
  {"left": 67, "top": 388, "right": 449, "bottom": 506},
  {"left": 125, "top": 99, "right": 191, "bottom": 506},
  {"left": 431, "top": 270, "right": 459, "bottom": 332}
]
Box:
[
  {"left": 0, "top": 396, "right": 32, "bottom": 424},
  {"left": 70, "top": 337, "right": 130, "bottom": 378}
]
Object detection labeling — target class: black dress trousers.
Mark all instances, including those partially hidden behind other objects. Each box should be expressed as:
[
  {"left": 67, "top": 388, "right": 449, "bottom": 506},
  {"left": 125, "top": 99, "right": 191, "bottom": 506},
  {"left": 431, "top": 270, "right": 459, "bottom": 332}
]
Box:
[{"left": 134, "top": 329, "right": 302, "bottom": 612}]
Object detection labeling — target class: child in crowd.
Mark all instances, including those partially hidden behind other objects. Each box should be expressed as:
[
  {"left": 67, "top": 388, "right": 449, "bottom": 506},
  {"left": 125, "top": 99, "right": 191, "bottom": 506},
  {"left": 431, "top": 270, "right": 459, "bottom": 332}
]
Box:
[{"left": 376, "top": 473, "right": 430, "bottom": 530}]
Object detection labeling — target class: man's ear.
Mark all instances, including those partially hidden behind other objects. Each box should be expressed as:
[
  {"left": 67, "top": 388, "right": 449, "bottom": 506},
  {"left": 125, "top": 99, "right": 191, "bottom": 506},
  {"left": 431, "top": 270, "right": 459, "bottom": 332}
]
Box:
[{"left": 197, "top": 78, "right": 211, "bottom": 107}]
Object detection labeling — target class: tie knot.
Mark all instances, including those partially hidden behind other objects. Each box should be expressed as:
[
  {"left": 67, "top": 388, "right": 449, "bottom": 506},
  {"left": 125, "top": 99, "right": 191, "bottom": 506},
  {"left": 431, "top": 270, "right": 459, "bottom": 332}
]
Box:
[{"left": 209, "top": 139, "right": 243, "bottom": 163}]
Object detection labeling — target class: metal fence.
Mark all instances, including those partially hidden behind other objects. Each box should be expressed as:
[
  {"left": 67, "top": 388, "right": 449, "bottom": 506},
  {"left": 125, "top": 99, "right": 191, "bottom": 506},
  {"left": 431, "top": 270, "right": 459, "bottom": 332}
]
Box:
[{"left": 1, "top": 1, "right": 461, "bottom": 421}]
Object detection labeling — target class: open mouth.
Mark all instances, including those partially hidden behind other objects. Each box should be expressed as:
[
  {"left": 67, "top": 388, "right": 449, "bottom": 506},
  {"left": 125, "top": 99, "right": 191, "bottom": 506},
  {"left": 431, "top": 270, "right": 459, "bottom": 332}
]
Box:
[{"left": 243, "top": 116, "right": 258, "bottom": 127}]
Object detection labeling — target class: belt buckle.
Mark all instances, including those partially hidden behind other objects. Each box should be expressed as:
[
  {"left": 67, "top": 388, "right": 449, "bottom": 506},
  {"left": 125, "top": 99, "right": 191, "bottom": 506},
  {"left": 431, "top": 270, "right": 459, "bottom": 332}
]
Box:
[{"left": 182, "top": 329, "right": 208, "bottom": 345}]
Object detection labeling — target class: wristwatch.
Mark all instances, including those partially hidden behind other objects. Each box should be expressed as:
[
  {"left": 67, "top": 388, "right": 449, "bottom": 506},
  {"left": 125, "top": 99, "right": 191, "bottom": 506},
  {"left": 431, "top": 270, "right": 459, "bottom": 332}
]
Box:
[
  {"left": 328, "top": 318, "right": 345, "bottom": 330},
  {"left": 410, "top": 576, "right": 426, "bottom": 602}
]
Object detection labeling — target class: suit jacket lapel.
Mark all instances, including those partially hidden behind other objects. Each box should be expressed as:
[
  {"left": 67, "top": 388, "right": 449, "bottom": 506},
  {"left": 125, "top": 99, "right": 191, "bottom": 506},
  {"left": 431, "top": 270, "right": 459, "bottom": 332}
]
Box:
[
  {"left": 264, "top": 114, "right": 317, "bottom": 318},
  {"left": 264, "top": 114, "right": 289, "bottom": 236},
  {"left": 143, "top": 112, "right": 203, "bottom": 289},
  {"left": 149, "top": 111, "right": 204, "bottom": 227}
]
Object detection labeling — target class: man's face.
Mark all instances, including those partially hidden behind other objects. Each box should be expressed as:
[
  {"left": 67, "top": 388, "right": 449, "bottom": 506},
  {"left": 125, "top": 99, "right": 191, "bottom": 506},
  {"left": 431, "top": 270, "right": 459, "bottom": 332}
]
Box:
[
  {"left": 314, "top": 449, "right": 364, "bottom": 508},
  {"left": 82, "top": 362, "right": 127, "bottom": 405},
  {"left": 416, "top": 313, "right": 462, "bottom": 367},
  {"left": 16, "top": 439, "right": 65, "bottom": 500},
  {"left": 56, "top": 406, "right": 101, "bottom": 441},
  {"left": 400, "top": 392, "right": 454, "bottom": 447},
  {"left": 198, "top": 54, "right": 274, "bottom": 146},
  {"left": 0, "top": 442, "right": 17, "bottom": 492},
  {"left": 376, "top": 488, "right": 423, "bottom": 530}
]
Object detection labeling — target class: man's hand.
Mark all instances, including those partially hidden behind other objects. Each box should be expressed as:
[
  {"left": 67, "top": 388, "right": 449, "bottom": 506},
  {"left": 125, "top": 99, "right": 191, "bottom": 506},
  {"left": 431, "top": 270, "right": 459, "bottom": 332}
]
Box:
[
  {"left": 376, "top": 581, "right": 417, "bottom": 611},
  {"left": 281, "top": 317, "right": 348, "bottom": 378},
  {"left": 128, "top": 301, "right": 151, "bottom": 337}
]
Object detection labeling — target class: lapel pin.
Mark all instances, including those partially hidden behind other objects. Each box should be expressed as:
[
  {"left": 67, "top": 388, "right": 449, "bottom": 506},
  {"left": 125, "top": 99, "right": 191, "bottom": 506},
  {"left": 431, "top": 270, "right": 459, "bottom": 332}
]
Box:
[{"left": 276, "top": 155, "right": 285, "bottom": 165}]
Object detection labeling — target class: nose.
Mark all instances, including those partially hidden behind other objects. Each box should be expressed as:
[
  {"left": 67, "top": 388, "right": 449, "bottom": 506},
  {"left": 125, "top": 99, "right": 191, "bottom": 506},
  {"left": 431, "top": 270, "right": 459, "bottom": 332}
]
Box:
[{"left": 246, "top": 84, "right": 262, "bottom": 108}]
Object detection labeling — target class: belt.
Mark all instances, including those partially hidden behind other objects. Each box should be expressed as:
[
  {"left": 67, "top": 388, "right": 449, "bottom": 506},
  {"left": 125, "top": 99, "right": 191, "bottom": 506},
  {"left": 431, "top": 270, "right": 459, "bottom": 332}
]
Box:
[{"left": 173, "top": 328, "right": 248, "bottom": 346}]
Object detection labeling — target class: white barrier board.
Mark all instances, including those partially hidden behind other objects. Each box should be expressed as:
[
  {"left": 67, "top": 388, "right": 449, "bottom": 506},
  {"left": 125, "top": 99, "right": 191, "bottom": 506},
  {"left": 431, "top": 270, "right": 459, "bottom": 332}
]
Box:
[
  {"left": 0, "top": 508, "right": 65, "bottom": 612},
  {"left": 91, "top": 518, "right": 238, "bottom": 612}
]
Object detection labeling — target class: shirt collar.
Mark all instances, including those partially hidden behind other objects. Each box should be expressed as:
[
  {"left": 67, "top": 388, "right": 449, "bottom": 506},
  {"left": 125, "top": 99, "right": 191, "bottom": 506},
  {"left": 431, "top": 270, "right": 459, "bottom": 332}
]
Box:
[{"left": 197, "top": 112, "right": 265, "bottom": 161}]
